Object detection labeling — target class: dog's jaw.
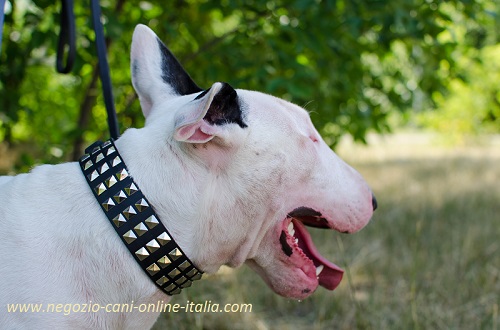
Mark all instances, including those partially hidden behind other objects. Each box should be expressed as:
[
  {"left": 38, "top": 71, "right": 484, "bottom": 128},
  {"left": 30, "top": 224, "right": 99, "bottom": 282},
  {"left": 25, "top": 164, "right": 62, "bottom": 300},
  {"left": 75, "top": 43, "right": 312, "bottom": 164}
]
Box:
[
  {"left": 114, "top": 89, "right": 375, "bottom": 298},
  {"left": 281, "top": 218, "right": 344, "bottom": 290},
  {"left": 127, "top": 26, "right": 375, "bottom": 297}
]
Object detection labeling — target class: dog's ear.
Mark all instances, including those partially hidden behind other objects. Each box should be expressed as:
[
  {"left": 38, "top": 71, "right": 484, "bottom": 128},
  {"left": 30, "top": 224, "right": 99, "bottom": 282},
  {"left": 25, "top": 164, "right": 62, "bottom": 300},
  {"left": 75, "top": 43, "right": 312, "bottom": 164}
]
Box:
[
  {"left": 131, "top": 24, "right": 202, "bottom": 118},
  {"left": 173, "top": 82, "right": 247, "bottom": 143}
]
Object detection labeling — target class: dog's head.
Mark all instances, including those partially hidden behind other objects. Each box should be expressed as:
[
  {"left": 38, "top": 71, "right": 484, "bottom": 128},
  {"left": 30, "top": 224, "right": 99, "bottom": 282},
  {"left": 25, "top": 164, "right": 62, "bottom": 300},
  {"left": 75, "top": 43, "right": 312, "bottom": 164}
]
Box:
[{"left": 128, "top": 25, "right": 376, "bottom": 299}]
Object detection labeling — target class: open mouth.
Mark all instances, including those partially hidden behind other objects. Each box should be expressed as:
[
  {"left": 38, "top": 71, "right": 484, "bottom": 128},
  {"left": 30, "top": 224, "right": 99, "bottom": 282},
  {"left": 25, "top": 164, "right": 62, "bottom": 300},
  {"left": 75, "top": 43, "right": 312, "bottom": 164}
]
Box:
[{"left": 279, "top": 207, "right": 344, "bottom": 290}]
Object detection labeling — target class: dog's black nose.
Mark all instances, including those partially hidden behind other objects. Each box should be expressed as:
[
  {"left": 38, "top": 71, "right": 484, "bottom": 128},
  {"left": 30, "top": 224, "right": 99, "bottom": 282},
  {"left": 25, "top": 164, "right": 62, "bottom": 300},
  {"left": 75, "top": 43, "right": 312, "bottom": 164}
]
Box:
[{"left": 372, "top": 194, "right": 378, "bottom": 211}]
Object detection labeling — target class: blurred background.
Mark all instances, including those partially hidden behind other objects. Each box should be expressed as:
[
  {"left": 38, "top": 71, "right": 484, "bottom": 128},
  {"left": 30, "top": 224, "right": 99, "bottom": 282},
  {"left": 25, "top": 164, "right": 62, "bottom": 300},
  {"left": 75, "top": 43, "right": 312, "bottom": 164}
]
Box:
[{"left": 1, "top": 1, "right": 499, "bottom": 329}]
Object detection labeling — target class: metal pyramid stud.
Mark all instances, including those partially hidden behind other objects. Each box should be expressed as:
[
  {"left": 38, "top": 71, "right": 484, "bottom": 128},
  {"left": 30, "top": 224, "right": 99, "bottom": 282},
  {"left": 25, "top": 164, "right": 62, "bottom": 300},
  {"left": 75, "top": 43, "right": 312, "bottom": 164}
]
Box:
[
  {"left": 146, "top": 263, "right": 160, "bottom": 276},
  {"left": 156, "top": 276, "right": 168, "bottom": 286},
  {"left": 105, "top": 175, "right": 117, "bottom": 188},
  {"left": 96, "top": 153, "right": 104, "bottom": 163},
  {"left": 157, "top": 256, "right": 171, "bottom": 269},
  {"left": 156, "top": 232, "right": 171, "bottom": 246},
  {"left": 95, "top": 183, "right": 107, "bottom": 195},
  {"left": 99, "top": 163, "right": 109, "bottom": 174},
  {"left": 169, "top": 287, "right": 182, "bottom": 295},
  {"left": 111, "top": 156, "right": 121, "bottom": 167},
  {"left": 164, "top": 283, "right": 176, "bottom": 292},
  {"left": 102, "top": 198, "right": 115, "bottom": 211},
  {"left": 122, "top": 206, "right": 137, "bottom": 220},
  {"left": 168, "top": 248, "right": 182, "bottom": 261},
  {"left": 112, "top": 214, "right": 127, "bottom": 228},
  {"left": 83, "top": 160, "right": 92, "bottom": 170},
  {"left": 80, "top": 154, "right": 90, "bottom": 162},
  {"left": 89, "top": 170, "right": 99, "bottom": 182},
  {"left": 175, "top": 276, "right": 188, "bottom": 286},
  {"left": 190, "top": 273, "right": 202, "bottom": 281},
  {"left": 123, "top": 230, "right": 137, "bottom": 243},
  {"left": 117, "top": 168, "right": 128, "bottom": 181},
  {"left": 135, "top": 198, "right": 149, "bottom": 212},
  {"left": 180, "top": 280, "right": 192, "bottom": 288},
  {"left": 168, "top": 268, "right": 180, "bottom": 278},
  {"left": 145, "top": 215, "right": 159, "bottom": 229},
  {"left": 134, "top": 222, "right": 148, "bottom": 236},
  {"left": 106, "top": 146, "right": 116, "bottom": 156},
  {"left": 113, "top": 190, "right": 127, "bottom": 204},
  {"left": 135, "top": 247, "right": 149, "bottom": 261},
  {"left": 186, "top": 268, "right": 198, "bottom": 277},
  {"left": 178, "top": 260, "right": 190, "bottom": 271},
  {"left": 90, "top": 146, "right": 100, "bottom": 154},
  {"left": 146, "top": 239, "right": 160, "bottom": 253},
  {"left": 124, "top": 183, "right": 138, "bottom": 196}
]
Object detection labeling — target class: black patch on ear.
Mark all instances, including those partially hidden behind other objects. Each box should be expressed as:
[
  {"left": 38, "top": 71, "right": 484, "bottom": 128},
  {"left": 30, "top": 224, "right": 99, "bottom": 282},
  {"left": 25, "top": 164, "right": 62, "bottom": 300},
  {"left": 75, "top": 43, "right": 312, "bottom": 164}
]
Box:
[
  {"left": 132, "top": 61, "right": 139, "bottom": 81},
  {"left": 157, "top": 38, "right": 202, "bottom": 96},
  {"left": 200, "top": 82, "right": 247, "bottom": 128},
  {"left": 194, "top": 88, "right": 211, "bottom": 100}
]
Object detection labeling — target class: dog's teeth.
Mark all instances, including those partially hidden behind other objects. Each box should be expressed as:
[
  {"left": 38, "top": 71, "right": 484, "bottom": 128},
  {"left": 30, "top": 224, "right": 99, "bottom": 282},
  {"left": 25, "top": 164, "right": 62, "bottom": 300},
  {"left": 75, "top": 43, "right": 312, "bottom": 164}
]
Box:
[
  {"left": 288, "top": 222, "right": 295, "bottom": 236},
  {"left": 316, "top": 265, "right": 324, "bottom": 276},
  {"left": 295, "top": 238, "right": 298, "bottom": 244}
]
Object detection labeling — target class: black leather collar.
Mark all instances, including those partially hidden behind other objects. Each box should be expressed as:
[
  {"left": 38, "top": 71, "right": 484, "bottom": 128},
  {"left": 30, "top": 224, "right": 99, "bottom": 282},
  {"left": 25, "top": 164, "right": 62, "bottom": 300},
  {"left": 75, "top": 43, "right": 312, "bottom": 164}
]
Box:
[{"left": 79, "top": 139, "right": 203, "bottom": 295}]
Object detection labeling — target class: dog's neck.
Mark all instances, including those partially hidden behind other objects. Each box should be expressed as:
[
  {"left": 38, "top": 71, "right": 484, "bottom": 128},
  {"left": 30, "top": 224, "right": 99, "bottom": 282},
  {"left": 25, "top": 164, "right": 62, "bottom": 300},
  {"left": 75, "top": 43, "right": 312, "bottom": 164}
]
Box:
[
  {"left": 80, "top": 138, "right": 203, "bottom": 296},
  {"left": 114, "top": 129, "right": 203, "bottom": 257},
  {"left": 114, "top": 128, "right": 265, "bottom": 274}
]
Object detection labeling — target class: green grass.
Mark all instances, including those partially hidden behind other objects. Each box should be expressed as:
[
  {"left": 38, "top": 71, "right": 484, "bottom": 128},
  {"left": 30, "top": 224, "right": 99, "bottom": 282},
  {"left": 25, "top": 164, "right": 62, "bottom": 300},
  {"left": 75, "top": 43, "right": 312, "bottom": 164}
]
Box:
[
  {"left": 2, "top": 133, "right": 497, "bottom": 329},
  {"left": 153, "top": 133, "right": 500, "bottom": 330}
]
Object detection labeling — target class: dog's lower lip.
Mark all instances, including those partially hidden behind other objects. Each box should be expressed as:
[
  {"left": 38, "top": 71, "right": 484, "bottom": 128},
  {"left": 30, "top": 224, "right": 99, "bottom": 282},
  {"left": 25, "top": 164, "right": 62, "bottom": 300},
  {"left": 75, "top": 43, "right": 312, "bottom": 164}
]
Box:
[
  {"left": 281, "top": 216, "right": 344, "bottom": 291},
  {"left": 279, "top": 230, "right": 293, "bottom": 257}
]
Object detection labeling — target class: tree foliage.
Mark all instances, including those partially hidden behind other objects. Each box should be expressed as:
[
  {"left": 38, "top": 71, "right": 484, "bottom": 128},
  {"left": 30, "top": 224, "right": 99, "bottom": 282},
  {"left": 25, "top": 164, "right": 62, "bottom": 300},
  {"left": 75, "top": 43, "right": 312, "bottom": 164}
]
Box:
[
  {"left": 0, "top": 0, "right": 498, "bottom": 170},
  {"left": 417, "top": 44, "right": 500, "bottom": 142}
]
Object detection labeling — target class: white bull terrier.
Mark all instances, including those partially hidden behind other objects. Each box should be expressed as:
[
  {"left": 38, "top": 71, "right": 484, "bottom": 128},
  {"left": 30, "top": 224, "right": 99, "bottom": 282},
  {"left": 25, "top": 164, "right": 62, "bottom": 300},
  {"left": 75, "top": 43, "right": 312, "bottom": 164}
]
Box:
[{"left": 0, "top": 24, "right": 376, "bottom": 329}]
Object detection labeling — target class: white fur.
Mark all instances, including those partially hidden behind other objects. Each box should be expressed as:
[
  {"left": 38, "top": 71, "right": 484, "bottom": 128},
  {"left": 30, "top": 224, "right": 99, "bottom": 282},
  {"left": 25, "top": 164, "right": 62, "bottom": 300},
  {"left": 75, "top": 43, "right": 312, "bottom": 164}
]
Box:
[{"left": 0, "top": 25, "right": 374, "bottom": 329}]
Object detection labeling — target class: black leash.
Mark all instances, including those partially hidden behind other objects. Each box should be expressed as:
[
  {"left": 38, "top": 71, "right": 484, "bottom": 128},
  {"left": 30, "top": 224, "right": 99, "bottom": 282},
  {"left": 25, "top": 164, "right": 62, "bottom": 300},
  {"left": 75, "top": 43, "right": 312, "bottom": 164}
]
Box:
[
  {"left": 56, "top": 0, "right": 76, "bottom": 74},
  {"left": 89, "top": 0, "right": 120, "bottom": 140},
  {"left": 0, "top": 0, "right": 5, "bottom": 54},
  {"left": 55, "top": 0, "right": 120, "bottom": 140},
  {"left": 1, "top": 0, "right": 119, "bottom": 139}
]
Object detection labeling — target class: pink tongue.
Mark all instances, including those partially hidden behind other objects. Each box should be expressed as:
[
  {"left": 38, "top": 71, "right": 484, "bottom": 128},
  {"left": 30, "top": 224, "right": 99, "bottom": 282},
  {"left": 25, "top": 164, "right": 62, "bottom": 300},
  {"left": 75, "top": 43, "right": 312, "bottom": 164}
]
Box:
[{"left": 293, "top": 219, "right": 344, "bottom": 290}]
